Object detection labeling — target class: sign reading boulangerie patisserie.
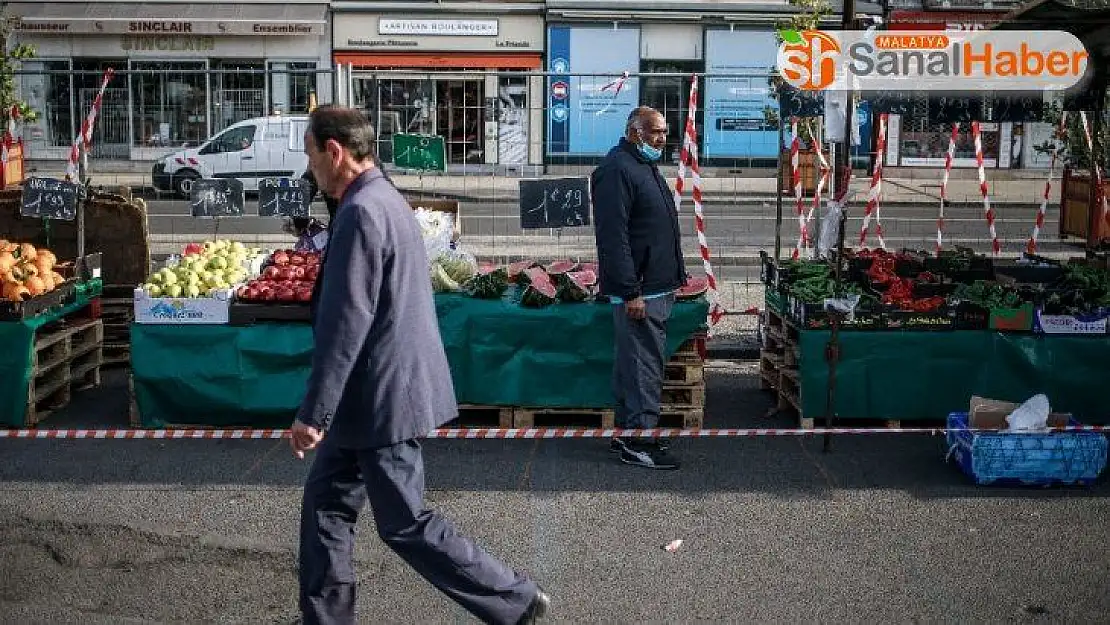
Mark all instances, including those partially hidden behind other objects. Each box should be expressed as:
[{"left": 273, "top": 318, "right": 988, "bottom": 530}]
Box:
[{"left": 379, "top": 19, "right": 498, "bottom": 37}]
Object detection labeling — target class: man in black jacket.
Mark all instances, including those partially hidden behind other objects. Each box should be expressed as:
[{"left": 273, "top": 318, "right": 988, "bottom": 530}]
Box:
[{"left": 592, "top": 106, "right": 686, "bottom": 471}]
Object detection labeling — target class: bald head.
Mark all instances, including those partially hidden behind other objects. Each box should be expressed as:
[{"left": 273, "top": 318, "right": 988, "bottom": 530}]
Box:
[{"left": 625, "top": 105, "right": 667, "bottom": 153}]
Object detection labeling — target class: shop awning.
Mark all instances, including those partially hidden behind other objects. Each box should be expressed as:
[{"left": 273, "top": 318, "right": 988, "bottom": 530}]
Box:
[{"left": 8, "top": 2, "right": 328, "bottom": 36}]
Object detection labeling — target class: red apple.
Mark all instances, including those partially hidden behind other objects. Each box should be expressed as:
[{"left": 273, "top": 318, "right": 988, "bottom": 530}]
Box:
[
  {"left": 263, "top": 266, "right": 281, "bottom": 281},
  {"left": 272, "top": 251, "right": 290, "bottom": 266},
  {"left": 305, "top": 266, "right": 319, "bottom": 282}
]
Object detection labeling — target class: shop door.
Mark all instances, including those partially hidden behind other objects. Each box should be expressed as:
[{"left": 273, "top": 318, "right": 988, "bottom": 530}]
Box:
[
  {"left": 352, "top": 74, "right": 435, "bottom": 164},
  {"left": 435, "top": 78, "right": 485, "bottom": 165},
  {"left": 81, "top": 87, "right": 130, "bottom": 159},
  {"left": 640, "top": 61, "right": 702, "bottom": 165}
]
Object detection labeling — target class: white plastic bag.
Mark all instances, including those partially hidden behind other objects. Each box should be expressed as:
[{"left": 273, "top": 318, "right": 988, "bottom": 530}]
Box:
[
  {"left": 1004, "top": 394, "right": 1052, "bottom": 432},
  {"left": 817, "top": 198, "right": 845, "bottom": 259},
  {"left": 414, "top": 208, "right": 455, "bottom": 262}
]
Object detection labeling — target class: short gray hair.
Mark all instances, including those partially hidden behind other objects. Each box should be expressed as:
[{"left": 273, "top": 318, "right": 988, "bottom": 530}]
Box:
[{"left": 626, "top": 106, "right": 661, "bottom": 134}]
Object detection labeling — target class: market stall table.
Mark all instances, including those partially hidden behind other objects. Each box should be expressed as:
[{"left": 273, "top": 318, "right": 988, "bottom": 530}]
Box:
[{"left": 130, "top": 294, "right": 710, "bottom": 428}]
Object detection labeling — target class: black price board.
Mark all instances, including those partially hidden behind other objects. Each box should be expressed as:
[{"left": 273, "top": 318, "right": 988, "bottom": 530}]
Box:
[
  {"left": 779, "top": 84, "right": 824, "bottom": 118},
  {"left": 190, "top": 178, "right": 245, "bottom": 218},
  {"left": 20, "top": 177, "right": 79, "bottom": 220},
  {"left": 258, "top": 177, "right": 312, "bottom": 218},
  {"left": 928, "top": 94, "right": 984, "bottom": 123},
  {"left": 519, "top": 177, "right": 591, "bottom": 229}
]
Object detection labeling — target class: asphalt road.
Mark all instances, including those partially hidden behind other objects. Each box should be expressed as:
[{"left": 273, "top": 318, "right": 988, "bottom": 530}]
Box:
[{"left": 1, "top": 363, "right": 1107, "bottom": 624}]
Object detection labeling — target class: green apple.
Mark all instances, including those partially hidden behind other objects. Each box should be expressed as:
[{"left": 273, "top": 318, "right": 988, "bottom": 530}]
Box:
[
  {"left": 208, "top": 256, "right": 228, "bottom": 271},
  {"left": 231, "top": 241, "right": 246, "bottom": 253},
  {"left": 149, "top": 273, "right": 164, "bottom": 285},
  {"left": 185, "top": 284, "right": 201, "bottom": 298},
  {"left": 161, "top": 269, "right": 178, "bottom": 285},
  {"left": 165, "top": 284, "right": 183, "bottom": 298},
  {"left": 144, "top": 283, "right": 163, "bottom": 297}
]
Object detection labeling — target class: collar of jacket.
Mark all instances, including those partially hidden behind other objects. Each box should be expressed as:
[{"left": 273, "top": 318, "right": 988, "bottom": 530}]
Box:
[
  {"left": 337, "top": 166, "right": 387, "bottom": 208},
  {"left": 618, "top": 136, "right": 657, "bottom": 166}
]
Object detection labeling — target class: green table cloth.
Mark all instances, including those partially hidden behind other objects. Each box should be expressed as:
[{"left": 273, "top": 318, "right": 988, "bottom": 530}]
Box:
[
  {"left": 130, "top": 294, "right": 711, "bottom": 427},
  {"left": 0, "top": 279, "right": 102, "bottom": 426},
  {"left": 799, "top": 330, "right": 1110, "bottom": 423}
]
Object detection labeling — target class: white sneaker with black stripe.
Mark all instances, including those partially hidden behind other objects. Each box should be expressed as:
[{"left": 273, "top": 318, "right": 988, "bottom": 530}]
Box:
[{"left": 617, "top": 439, "right": 680, "bottom": 470}]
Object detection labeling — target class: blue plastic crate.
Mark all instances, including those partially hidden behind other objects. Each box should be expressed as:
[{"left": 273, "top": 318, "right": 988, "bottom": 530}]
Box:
[{"left": 946, "top": 412, "right": 1108, "bottom": 487}]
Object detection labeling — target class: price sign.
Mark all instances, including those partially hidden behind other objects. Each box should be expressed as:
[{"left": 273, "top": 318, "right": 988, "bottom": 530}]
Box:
[
  {"left": 258, "top": 177, "right": 312, "bottom": 218},
  {"left": 20, "top": 177, "right": 79, "bottom": 220},
  {"left": 519, "top": 177, "right": 591, "bottom": 229},
  {"left": 190, "top": 178, "right": 245, "bottom": 218},
  {"left": 392, "top": 134, "right": 447, "bottom": 171},
  {"left": 779, "top": 85, "right": 825, "bottom": 118}
]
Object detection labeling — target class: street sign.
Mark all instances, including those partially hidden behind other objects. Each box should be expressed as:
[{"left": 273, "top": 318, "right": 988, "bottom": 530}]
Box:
[{"left": 392, "top": 134, "right": 447, "bottom": 172}]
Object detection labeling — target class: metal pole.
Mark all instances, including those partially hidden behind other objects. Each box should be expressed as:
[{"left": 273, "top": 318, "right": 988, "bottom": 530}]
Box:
[
  {"left": 775, "top": 107, "right": 785, "bottom": 261},
  {"left": 77, "top": 143, "right": 87, "bottom": 261}
]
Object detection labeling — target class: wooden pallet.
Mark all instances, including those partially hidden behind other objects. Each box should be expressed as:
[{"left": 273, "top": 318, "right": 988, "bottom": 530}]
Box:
[
  {"left": 450, "top": 404, "right": 514, "bottom": 428},
  {"left": 98, "top": 284, "right": 134, "bottom": 368},
  {"left": 102, "top": 342, "right": 131, "bottom": 369},
  {"left": 661, "top": 384, "right": 705, "bottom": 407},
  {"left": 23, "top": 319, "right": 105, "bottom": 426},
  {"left": 664, "top": 360, "right": 704, "bottom": 385}
]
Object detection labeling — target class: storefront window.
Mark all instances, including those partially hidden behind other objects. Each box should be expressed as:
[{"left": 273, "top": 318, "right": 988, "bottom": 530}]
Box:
[
  {"left": 898, "top": 118, "right": 1001, "bottom": 167},
  {"left": 19, "top": 60, "right": 72, "bottom": 148},
  {"left": 131, "top": 60, "right": 208, "bottom": 148},
  {"left": 497, "top": 74, "right": 529, "bottom": 165},
  {"left": 269, "top": 61, "right": 318, "bottom": 115},
  {"left": 371, "top": 77, "right": 434, "bottom": 163},
  {"left": 212, "top": 61, "right": 265, "bottom": 132},
  {"left": 73, "top": 59, "right": 130, "bottom": 158},
  {"left": 641, "top": 60, "right": 703, "bottom": 165},
  {"left": 435, "top": 78, "right": 484, "bottom": 165}
]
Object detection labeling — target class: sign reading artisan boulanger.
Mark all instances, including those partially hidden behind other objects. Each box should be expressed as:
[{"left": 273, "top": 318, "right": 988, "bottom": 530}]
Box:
[
  {"left": 379, "top": 19, "right": 498, "bottom": 37},
  {"left": 776, "top": 29, "right": 1089, "bottom": 91}
]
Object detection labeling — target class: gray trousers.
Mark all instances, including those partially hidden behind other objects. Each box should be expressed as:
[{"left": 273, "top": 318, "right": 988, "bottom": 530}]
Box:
[
  {"left": 611, "top": 294, "right": 675, "bottom": 429},
  {"left": 299, "top": 437, "right": 538, "bottom": 625}
]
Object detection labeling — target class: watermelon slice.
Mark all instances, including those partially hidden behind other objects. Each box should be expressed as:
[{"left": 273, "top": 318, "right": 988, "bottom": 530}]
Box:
[
  {"left": 557, "top": 270, "right": 597, "bottom": 303},
  {"left": 520, "top": 267, "right": 557, "bottom": 307},
  {"left": 578, "top": 262, "right": 598, "bottom": 276},
  {"left": 507, "top": 260, "right": 537, "bottom": 283},
  {"left": 675, "top": 275, "right": 709, "bottom": 300},
  {"left": 544, "top": 260, "right": 579, "bottom": 277}
]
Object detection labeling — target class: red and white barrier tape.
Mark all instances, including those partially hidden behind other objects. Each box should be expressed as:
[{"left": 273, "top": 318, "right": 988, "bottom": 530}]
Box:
[
  {"left": 859, "top": 113, "right": 888, "bottom": 249},
  {"left": 790, "top": 119, "right": 806, "bottom": 260},
  {"left": 65, "top": 67, "right": 115, "bottom": 182},
  {"left": 798, "top": 120, "right": 831, "bottom": 260},
  {"left": 1, "top": 426, "right": 1107, "bottom": 440},
  {"left": 594, "top": 71, "right": 631, "bottom": 116},
  {"left": 937, "top": 123, "right": 959, "bottom": 255},
  {"left": 972, "top": 121, "right": 1001, "bottom": 256},
  {"left": 1029, "top": 112, "right": 1068, "bottom": 254},
  {"left": 1078, "top": 111, "right": 1110, "bottom": 232},
  {"left": 671, "top": 75, "right": 724, "bottom": 325}
]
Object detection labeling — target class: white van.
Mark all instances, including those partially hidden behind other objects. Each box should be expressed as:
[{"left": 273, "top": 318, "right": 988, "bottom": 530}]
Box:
[{"left": 152, "top": 115, "right": 314, "bottom": 198}]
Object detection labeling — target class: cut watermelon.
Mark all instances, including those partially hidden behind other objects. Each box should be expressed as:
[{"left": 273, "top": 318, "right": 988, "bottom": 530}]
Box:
[
  {"left": 675, "top": 275, "right": 709, "bottom": 300},
  {"left": 578, "top": 262, "right": 598, "bottom": 276},
  {"left": 508, "top": 260, "right": 536, "bottom": 283},
  {"left": 544, "top": 260, "right": 579, "bottom": 276},
  {"left": 557, "top": 269, "right": 597, "bottom": 303},
  {"left": 520, "top": 267, "right": 557, "bottom": 307},
  {"left": 464, "top": 267, "right": 509, "bottom": 299}
]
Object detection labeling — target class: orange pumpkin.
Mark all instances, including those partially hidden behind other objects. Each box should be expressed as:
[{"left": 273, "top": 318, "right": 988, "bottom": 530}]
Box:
[
  {"left": 1, "top": 280, "right": 18, "bottom": 299},
  {"left": 25, "top": 276, "right": 46, "bottom": 296},
  {"left": 0, "top": 253, "right": 14, "bottom": 274},
  {"left": 17, "top": 243, "right": 36, "bottom": 262},
  {"left": 38, "top": 250, "right": 56, "bottom": 266},
  {"left": 40, "top": 274, "right": 55, "bottom": 292},
  {"left": 7, "top": 284, "right": 30, "bottom": 302},
  {"left": 34, "top": 257, "right": 53, "bottom": 278},
  {"left": 51, "top": 271, "right": 65, "bottom": 286}
]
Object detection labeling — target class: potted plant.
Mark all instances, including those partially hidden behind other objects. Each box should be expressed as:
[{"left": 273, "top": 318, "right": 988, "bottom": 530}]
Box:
[
  {"left": 0, "top": 13, "right": 37, "bottom": 190},
  {"left": 1032, "top": 99, "right": 1110, "bottom": 247}
]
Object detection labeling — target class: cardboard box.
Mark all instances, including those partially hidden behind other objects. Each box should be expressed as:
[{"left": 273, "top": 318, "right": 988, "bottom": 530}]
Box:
[
  {"left": 133, "top": 287, "right": 232, "bottom": 324},
  {"left": 968, "top": 396, "right": 1072, "bottom": 430},
  {"left": 409, "top": 198, "right": 462, "bottom": 240}
]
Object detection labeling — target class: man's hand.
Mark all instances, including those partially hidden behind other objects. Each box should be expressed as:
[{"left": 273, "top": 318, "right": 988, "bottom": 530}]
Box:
[
  {"left": 626, "top": 296, "right": 647, "bottom": 320},
  {"left": 290, "top": 420, "right": 323, "bottom": 459}
]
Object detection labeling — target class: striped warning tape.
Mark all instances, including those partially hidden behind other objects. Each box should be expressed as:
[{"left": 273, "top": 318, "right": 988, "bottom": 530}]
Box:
[{"left": 0, "top": 426, "right": 1107, "bottom": 440}]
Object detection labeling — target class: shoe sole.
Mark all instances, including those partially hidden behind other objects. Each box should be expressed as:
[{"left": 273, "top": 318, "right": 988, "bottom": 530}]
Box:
[{"left": 610, "top": 440, "right": 670, "bottom": 453}]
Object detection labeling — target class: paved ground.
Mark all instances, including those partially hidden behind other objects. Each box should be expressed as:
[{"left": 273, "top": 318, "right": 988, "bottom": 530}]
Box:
[{"left": 1, "top": 364, "right": 1107, "bottom": 624}]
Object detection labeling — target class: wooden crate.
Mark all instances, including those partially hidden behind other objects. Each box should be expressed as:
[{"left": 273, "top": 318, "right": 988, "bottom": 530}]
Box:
[
  {"left": 664, "top": 361, "right": 704, "bottom": 385},
  {"left": 99, "top": 284, "right": 134, "bottom": 368},
  {"left": 22, "top": 319, "right": 104, "bottom": 426}
]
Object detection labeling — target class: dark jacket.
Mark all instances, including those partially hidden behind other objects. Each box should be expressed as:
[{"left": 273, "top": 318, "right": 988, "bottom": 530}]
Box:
[
  {"left": 591, "top": 137, "right": 686, "bottom": 300},
  {"left": 299, "top": 167, "right": 457, "bottom": 448}
]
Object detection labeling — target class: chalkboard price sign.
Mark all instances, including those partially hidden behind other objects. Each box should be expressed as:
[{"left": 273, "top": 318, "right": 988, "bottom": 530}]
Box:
[
  {"left": 392, "top": 134, "right": 447, "bottom": 172},
  {"left": 257, "top": 177, "right": 312, "bottom": 218},
  {"left": 20, "top": 177, "right": 79, "bottom": 221},
  {"left": 190, "top": 178, "right": 245, "bottom": 218},
  {"left": 779, "top": 85, "right": 824, "bottom": 119},
  {"left": 519, "top": 177, "right": 591, "bottom": 229}
]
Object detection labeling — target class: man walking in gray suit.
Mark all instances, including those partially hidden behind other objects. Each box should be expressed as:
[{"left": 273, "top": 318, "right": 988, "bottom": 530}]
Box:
[
  {"left": 291, "top": 105, "right": 550, "bottom": 625},
  {"left": 592, "top": 106, "right": 687, "bottom": 471}
]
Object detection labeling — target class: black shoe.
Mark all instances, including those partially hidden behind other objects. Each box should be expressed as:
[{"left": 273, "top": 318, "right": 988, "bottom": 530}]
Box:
[
  {"left": 611, "top": 437, "right": 670, "bottom": 453},
  {"left": 517, "top": 586, "right": 550, "bottom": 624},
  {"left": 619, "top": 442, "right": 680, "bottom": 470}
]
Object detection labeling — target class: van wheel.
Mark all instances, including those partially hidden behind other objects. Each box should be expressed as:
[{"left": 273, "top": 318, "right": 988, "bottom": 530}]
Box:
[{"left": 174, "top": 170, "right": 200, "bottom": 199}]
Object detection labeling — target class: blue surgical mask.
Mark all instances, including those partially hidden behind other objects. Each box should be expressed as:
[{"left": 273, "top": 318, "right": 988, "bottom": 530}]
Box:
[{"left": 637, "top": 141, "right": 662, "bottom": 162}]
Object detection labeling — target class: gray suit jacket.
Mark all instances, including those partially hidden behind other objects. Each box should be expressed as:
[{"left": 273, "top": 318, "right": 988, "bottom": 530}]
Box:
[{"left": 297, "top": 167, "right": 457, "bottom": 448}]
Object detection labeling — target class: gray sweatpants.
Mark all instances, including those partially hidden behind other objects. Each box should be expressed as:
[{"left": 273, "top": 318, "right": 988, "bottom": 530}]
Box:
[{"left": 611, "top": 294, "right": 675, "bottom": 429}]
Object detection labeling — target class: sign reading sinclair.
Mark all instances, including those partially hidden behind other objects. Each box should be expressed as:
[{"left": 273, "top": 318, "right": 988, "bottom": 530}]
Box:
[{"left": 379, "top": 19, "right": 498, "bottom": 37}]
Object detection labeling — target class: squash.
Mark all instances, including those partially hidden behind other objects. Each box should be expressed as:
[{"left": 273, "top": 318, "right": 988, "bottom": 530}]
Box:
[
  {"left": 25, "top": 276, "right": 46, "bottom": 296},
  {"left": 51, "top": 271, "right": 65, "bottom": 287},
  {"left": 7, "top": 284, "right": 30, "bottom": 302},
  {"left": 0, "top": 253, "right": 14, "bottom": 274},
  {"left": 17, "top": 243, "right": 36, "bottom": 262}
]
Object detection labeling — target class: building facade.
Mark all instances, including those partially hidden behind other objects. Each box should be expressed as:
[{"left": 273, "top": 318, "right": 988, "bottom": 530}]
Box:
[
  {"left": 541, "top": 0, "right": 883, "bottom": 167},
  {"left": 10, "top": 0, "right": 332, "bottom": 163},
  {"left": 331, "top": 1, "right": 546, "bottom": 170}
]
